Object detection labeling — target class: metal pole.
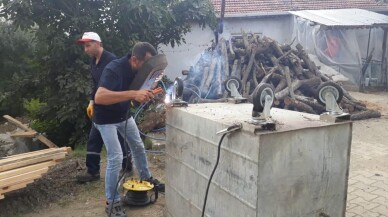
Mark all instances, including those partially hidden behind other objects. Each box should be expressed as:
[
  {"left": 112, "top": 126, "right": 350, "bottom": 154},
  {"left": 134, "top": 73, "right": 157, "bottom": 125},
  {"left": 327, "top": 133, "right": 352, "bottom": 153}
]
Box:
[
  {"left": 361, "top": 27, "right": 372, "bottom": 89},
  {"left": 366, "top": 27, "right": 372, "bottom": 58},
  {"left": 381, "top": 28, "right": 388, "bottom": 91}
]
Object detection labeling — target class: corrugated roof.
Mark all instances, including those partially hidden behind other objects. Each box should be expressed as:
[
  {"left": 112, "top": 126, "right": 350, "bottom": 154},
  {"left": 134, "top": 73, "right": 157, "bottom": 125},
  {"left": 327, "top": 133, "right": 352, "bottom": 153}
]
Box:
[
  {"left": 210, "top": 0, "right": 388, "bottom": 16},
  {"left": 289, "top": 9, "right": 388, "bottom": 28}
]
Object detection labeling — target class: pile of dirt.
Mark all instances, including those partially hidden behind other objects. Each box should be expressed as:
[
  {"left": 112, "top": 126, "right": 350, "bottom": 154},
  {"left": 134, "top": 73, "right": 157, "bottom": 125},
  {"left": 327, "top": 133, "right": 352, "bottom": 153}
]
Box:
[{"left": 0, "top": 156, "right": 82, "bottom": 217}]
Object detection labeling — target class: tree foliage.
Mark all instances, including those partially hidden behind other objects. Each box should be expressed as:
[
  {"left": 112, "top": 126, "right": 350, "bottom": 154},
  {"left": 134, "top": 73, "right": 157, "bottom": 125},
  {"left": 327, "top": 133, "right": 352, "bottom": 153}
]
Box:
[
  {"left": 0, "top": 22, "right": 38, "bottom": 116},
  {"left": 0, "top": 0, "right": 216, "bottom": 147}
]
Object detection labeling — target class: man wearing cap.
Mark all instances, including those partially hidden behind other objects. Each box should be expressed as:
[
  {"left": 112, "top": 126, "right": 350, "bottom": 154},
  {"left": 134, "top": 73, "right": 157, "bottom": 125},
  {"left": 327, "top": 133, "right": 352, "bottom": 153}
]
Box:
[
  {"left": 94, "top": 42, "right": 165, "bottom": 217},
  {"left": 76, "top": 32, "right": 132, "bottom": 183}
]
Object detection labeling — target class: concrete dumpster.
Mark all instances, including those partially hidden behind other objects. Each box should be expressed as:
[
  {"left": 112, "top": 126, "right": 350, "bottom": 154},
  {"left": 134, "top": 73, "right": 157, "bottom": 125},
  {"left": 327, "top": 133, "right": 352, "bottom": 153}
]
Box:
[{"left": 165, "top": 103, "right": 351, "bottom": 217}]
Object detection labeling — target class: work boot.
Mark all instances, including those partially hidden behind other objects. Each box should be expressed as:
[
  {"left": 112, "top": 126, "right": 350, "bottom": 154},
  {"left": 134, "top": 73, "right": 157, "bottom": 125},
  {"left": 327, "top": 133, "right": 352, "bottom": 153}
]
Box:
[
  {"left": 145, "top": 177, "right": 165, "bottom": 192},
  {"left": 76, "top": 172, "right": 100, "bottom": 184},
  {"left": 105, "top": 201, "right": 127, "bottom": 217}
]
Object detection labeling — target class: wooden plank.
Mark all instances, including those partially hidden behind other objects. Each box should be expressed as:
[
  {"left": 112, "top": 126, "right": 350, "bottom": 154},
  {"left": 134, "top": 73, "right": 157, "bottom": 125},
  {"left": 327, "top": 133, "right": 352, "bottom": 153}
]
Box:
[
  {"left": 0, "top": 148, "right": 69, "bottom": 166},
  {"left": 0, "top": 161, "right": 56, "bottom": 180},
  {"left": 3, "top": 115, "right": 58, "bottom": 148},
  {"left": 0, "top": 174, "right": 42, "bottom": 191},
  {"left": 0, "top": 152, "right": 66, "bottom": 172},
  {"left": 0, "top": 148, "right": 56, "bottom": 160},
  {"left": 3, "top": 115, "right": 30, "bottom": 131},
  {"left": 10, "top": 131, "right": 38, "bottom": 138},
  {"left": 35, "top": 134, "right": 58, "bottom": 148},
  {"left": 0, "top": 167, "right": 47, "bottom": 188},
  {"left": 0, "top": 180, "right": 34, "bottom": 194}
]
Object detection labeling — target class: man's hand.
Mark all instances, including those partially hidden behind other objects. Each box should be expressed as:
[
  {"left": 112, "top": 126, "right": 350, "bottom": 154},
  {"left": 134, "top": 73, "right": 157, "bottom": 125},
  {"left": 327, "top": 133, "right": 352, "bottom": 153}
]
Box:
[
  {"left": 86, "top": 100, "right": 94, "bottom": 119},
  {"left": 134, "top": 90, "right": 154, "bottom": 103}
]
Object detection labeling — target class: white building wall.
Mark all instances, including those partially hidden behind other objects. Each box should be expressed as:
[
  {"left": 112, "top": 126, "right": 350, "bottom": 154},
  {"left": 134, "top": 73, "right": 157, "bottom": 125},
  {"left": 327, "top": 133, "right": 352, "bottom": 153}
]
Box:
[{"left": 159, "top": 15, "right": 293, "bottom": 79}]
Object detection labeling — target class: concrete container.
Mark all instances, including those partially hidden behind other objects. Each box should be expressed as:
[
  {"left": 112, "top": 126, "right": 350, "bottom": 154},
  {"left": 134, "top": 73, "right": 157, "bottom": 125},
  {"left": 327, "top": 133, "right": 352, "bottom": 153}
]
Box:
[{"left": 165, "top": 103, "right": 352, "bottom": 217}]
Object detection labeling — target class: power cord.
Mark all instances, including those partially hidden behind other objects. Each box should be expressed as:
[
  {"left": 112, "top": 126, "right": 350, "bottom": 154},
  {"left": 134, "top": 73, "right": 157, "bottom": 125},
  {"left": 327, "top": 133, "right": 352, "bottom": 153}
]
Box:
[
  {"left": 201, "top": 133, "right": 227, "bottom": 217},
  {"left": 201, "top": 123, "right": 242, "bottom": 217}
]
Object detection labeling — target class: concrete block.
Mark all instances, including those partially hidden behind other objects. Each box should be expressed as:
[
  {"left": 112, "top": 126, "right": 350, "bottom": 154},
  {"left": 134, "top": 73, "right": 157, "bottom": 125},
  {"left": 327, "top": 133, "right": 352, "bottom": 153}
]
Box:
[{"left": 166, "top": 103, "right": 352, "bottom": 217}]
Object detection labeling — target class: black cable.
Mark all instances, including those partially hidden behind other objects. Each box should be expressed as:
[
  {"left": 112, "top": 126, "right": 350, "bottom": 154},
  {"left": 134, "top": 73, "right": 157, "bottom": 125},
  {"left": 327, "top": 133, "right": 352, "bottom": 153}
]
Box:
[
  {"left": 109, "top": 106, "right": 131, "bottom": 217},
  {"left": 201, "top": 133, "right": 227, "bottom": 217}
]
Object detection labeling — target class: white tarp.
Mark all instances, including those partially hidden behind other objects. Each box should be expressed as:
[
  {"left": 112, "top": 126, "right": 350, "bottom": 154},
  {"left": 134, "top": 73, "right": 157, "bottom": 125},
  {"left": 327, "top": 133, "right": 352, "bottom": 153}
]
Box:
[{"left": 292, "top": 16, "right": 386, "bottom": 85}]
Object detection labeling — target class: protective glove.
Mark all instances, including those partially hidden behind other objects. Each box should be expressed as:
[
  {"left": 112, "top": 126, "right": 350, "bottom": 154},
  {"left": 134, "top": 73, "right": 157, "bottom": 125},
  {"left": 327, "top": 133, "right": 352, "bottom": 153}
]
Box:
[{"left": 86, "top": 100, "right": 94, "bottom": 119}]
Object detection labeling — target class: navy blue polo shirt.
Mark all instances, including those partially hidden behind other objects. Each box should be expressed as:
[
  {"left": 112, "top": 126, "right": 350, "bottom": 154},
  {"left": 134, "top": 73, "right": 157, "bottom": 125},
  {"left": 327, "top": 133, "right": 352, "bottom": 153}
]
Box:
[
  {"left": 90, "top": 50, "right": 116, "bottom": 100},
  {"left": 93, "top": 54, "right": 136, "bottom": 124}
]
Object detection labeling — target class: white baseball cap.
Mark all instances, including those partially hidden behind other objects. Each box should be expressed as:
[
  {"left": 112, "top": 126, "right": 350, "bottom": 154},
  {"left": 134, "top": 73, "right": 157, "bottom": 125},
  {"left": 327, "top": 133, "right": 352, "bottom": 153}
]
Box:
[{"left": 77, "top": 32, "right": 101, "bottom": 43}]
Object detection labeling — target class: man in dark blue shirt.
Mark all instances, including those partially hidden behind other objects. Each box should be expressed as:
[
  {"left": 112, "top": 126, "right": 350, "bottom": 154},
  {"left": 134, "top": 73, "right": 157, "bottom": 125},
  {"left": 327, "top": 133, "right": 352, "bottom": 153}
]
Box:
[
  {"left": 76, "top": 32, "right": 132, "bottom": 184},
  {"left": 94, "top": 42, "right": 164, "bottom": 217}
]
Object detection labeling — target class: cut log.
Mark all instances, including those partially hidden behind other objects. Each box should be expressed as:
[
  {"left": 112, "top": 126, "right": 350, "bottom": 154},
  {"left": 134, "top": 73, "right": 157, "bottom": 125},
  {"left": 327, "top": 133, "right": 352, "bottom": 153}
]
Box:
[
  {"left": 275, "top": 77, "right": 321, "bottom": 100},
  {"left": 231, "top": 59, "right": 239, "bottom": 78},
  {"left": 341, "top": 103, "right": 355, "bottom": 113},
  {"left": 202, "top": 51, "right": 218, "bottom": 95},
  {"left": 295, "top": 95, "right": 326, "bottom": 114},
  {"left": 284, "top": 96, "right": 316, "bottom": 114},
  {"left": 350, "top": 110, "right": 381, "bottom": 120},
  {"left": 283, "top": 66, "right": 295, "bottom": 99},
  {"left": 342, "top": 97, "right": 367, "bottom": 111},
  {"left": 242, "top": 48, "right": 256, "bottom": 94},
  {"left": 295, "top": 43, "right": 318, "bottom": 78}
]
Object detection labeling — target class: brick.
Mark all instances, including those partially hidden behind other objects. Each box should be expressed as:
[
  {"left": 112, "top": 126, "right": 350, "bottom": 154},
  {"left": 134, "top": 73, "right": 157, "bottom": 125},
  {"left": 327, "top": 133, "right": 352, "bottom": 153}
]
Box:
[
  {"left": 348, "top": 178, "right": 360, "bottom": 185},
  {"left": 369, "top": 173, "right": 387, "bottom": 181},
  {"left": 352, "top": 189, "right": 379, "bottom": 202},
  {"left": 347, "top": 205, "right": 366, "bottom": 215},
  {"left": 352, "top": 181, "right": 373, "bottom": 191},
  {"left": 371, "top": 189, "right": 388, "bottom": 198},
  {"left": 372, "top": 204, "right": 388, "bottom": 215},
  {"left": 355, "top": 175, "right": 378, "bottom": 185},
  {"left": 347, "top": 185, "right": 359, "bottom": 194},
  {"left": 350, "top": 196, "right": 379, "bottom": 210},
  {"left": 361, "top": 211, "right": 381, "bottom": 217},
  {"left": 372, "top": 196, "right": 388, "bottom": 207},
  {"left": 347, "top": 202, "right": 358, "bottom": 210},
  {"left": 371, "top": 181, "right": 388, "bottom": 192},
  {"left": 347, "top": 192, "right": 359, "bottom": 201}
]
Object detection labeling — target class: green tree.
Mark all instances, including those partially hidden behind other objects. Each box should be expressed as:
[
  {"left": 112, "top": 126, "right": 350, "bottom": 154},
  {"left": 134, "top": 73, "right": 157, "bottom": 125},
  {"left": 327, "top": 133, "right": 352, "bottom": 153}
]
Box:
[
  {"left": 0, "top": 0, "right": 216, "bottom": 147},
  {"left": 0, "top": 22, "right": 38, "bottom": 116}
]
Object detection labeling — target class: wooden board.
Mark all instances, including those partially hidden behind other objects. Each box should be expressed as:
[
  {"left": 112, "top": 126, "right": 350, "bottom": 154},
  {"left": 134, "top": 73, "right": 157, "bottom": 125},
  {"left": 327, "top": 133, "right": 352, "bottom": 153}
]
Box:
[
  {"left": 0, "top": 152, "right": 66, "bottom": 172},
  {"left": 3, "top": 115, "right": 58, "bottom": 148},
  {"left": 2, "top": 115, "right": 30, "bottom": 131},
  {"left": 0, "top": 161, "right": 56, "bottom": 180},
  {"left": 0, "top": 167, "right": 47, "bottom": 188},
  {"left": 0, "top": 148, "right": 58, "bottom": 161},
  {"left": 0, "top": 180, "right": 34, "bottom": 194},
  {"left": 0, "top": 148, "right": 69, "bottom": 167},
  {"left": 10, "top": 131, "right": 38, "bottom": 138}
]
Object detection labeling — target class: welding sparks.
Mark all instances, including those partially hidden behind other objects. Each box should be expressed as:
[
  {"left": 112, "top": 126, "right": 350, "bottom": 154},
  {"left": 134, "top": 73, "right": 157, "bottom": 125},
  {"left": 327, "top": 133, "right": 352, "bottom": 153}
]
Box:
[{"left": 164, "top": 85, "right": 174, "bottom": 104}]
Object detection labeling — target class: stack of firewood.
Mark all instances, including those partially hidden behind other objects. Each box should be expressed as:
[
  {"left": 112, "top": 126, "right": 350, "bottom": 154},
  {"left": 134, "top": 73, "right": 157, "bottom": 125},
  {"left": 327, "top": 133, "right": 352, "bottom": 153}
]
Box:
[{"left": 181, "top": 32, "right": 381, "bottom": 120}]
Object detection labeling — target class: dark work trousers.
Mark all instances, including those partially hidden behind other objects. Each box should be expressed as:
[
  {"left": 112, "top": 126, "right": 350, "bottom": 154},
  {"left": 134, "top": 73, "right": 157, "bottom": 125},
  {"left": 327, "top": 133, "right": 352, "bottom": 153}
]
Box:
[{"left": 86, "top": 124, "right": 131, "bottom": 175}]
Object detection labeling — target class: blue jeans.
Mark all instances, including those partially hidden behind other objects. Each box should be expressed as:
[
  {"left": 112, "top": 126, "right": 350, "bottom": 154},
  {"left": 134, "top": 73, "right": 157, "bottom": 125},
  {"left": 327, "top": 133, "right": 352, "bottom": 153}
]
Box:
[
  {"left": 86, "top": 124, "right": 131, "bottom": 175},
  {"left": 94, "top": 117, "right": 151, "bottom": 203}
]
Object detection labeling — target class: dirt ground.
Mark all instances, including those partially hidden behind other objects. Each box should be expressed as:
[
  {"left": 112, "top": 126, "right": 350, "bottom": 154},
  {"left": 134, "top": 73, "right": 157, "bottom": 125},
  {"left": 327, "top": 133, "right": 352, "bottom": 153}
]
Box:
[{"left": 0, "top": 90, "right": 387, "bottom": 217}]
